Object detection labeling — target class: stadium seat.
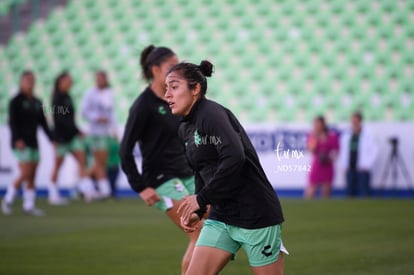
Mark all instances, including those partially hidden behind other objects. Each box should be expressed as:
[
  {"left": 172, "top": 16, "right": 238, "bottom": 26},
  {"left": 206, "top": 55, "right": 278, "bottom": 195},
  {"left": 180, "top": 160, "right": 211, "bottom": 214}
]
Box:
[{"left": 0, "top": 0, "right": 413, "bottom": 123}]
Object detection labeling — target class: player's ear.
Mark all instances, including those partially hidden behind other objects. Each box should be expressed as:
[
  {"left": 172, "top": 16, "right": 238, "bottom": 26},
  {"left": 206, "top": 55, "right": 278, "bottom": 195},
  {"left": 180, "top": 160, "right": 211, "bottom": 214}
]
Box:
[
  {"left": 151, "top": 65, "right": 161, "bottom": 77},
  {"left": 192, "top": 83, "right": 201, "bottom": 97}
]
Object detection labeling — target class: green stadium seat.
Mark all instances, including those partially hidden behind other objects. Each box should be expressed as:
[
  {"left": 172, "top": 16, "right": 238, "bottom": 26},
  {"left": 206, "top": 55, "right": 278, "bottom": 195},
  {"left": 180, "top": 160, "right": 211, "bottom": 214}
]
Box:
[{"left": 0, "top": 0, "right": 413, "bottom": 124}]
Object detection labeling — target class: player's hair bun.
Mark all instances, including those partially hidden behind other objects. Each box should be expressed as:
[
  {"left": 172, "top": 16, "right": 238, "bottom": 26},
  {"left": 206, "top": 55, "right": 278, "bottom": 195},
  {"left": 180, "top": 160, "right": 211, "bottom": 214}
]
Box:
[{"left": 198, "top": 60, "right": 214, "bottom": 77}]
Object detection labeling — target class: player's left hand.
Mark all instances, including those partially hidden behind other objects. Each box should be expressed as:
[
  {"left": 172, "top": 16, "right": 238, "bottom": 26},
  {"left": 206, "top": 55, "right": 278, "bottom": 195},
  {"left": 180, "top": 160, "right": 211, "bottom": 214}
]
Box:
[
  {"left": 180, "top": 213, "right": 200, "bottom": 233},
  {"left": 177, "top": 195, "right": 200, "bottom": 226}
]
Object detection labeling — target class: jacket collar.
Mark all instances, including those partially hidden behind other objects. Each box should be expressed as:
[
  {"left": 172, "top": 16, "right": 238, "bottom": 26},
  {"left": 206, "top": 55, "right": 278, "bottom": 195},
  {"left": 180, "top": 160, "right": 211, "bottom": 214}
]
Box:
[
  {"left": 147, "top": 86, "right": 168, "bottom": 104},
  {"left": 183, "top": 97, "right": 205, "bottom": 122}
]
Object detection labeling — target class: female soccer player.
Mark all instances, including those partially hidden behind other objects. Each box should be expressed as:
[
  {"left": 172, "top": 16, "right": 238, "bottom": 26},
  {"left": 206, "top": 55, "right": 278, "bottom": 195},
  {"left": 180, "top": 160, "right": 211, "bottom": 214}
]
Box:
[
  {"left": 50, "top": 72, "right": 98, "bottom": 203},
  {"left": 119, "top": 45, "right": 200, "bottom": 274},
  {"left": 2, "top": 71, "right": 53, "bottom": 216},
  {"left": 165, "top": 61, "right": 287, "bottom": 275},
  {"left": 305, "top": 115, "right": 339, "bottom": 199},
  {"left": 81, "top": 71, "right": 117, "bottom": 199}
]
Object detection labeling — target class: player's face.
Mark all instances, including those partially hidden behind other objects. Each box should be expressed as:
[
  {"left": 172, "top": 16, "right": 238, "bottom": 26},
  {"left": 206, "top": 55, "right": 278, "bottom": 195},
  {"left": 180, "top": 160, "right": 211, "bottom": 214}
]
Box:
[
  {"left": 96, "top": 72, "right": 107, "bottom": 89},
  {"left": 20, "top": 74, "right": 35, "bottom": 95},
  {"left": 59, "top": 75, "right": 72, "bottom": 93},
  {"left": 165, "top": 72, "right": 196, "bottom": 116},
  {"left": 154, "top": 55, "right": 179, "bottom": 85},
  {"left": 351, "top": 115, "right": 361, "bottom": 133}
]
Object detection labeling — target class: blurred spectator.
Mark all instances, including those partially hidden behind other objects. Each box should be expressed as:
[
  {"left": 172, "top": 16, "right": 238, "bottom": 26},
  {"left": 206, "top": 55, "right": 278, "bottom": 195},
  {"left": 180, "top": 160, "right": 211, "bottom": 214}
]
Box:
[
  {"left": 80, "top": 71, "right": 117, "bottom": 199},
  {"left": 305, "top": 116, "right": 339, "bottom": 199},
  {"left": 338, "top": 112, "right": 378, "bottom": 197}
]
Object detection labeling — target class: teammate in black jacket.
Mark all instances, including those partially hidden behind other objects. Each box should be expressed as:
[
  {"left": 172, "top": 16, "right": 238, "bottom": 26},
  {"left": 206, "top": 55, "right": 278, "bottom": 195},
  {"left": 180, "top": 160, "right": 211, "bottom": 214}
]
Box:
[
  {"left": 165, "top": 61, "right": 287, "bottom": 274},
  {"left": 119, "top": 45, "right": 201, "bottom": 274},
  {"left": 49, "top": 72, "right": 98, "bottom": 204},
  {"left": 2, "top": 71, "right": 53, "bottom": 216}
]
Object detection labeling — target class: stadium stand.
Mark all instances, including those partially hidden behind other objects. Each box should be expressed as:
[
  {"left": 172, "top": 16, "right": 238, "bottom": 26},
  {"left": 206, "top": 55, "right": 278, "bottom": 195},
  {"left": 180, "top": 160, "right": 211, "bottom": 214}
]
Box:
[
  {"left": 0, "top": 0, "right": 25, "bottom": 17},
  {"left": 0, "top": 0, "right": 413, "bottom": 125}
]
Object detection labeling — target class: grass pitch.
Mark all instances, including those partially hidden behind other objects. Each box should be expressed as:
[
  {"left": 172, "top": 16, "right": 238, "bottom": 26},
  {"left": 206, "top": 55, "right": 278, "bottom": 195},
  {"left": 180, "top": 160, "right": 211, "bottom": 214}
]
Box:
[{"left": 1, "top": 198, "right": 413, "bottom": 275}]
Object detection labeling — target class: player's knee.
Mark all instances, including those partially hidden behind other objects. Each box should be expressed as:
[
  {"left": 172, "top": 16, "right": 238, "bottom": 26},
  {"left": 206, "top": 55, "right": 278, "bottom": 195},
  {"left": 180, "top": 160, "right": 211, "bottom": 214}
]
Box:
[{"left": 20, "top": 172, "right": 31, "bottom": 182}]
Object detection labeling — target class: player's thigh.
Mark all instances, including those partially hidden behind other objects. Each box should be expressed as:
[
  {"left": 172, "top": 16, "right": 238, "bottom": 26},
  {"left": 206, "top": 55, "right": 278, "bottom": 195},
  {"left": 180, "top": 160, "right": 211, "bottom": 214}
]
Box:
[
  {"left": 18, "top": 162, "right": 32, "bottom": 180},
  {"left": 93, "top": 150, "right": 108, "bottom": 166},
  {"left": 251, "top": 252, "right": 284, "bottom": 275},
  {"left": 166, "top": 199, "right": 189, "bottom": 229},
  {"left": 165, "top": 199, "right": 201, "bottom": 240},
  {"left": 71, "top": 150, "right": 87, "bottom": 166},
  {"left": 192, "top": 219, "right": 240, "bottom": 273},
  {"left": 186, "top": 246, "right": 233, "bottom": 275}
]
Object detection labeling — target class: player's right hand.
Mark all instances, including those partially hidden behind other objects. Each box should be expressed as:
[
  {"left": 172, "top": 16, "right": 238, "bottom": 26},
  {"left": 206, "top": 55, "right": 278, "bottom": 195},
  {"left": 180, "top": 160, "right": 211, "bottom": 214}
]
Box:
[{"left": 139, "top": 187, "right": 160, "bottom": 206}]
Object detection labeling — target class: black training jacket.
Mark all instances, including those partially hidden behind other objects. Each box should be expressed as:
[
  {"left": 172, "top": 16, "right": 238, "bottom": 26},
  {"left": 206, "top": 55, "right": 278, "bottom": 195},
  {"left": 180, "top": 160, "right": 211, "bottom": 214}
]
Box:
[
  {"left": 120, "top": 87, "right": 193, "bottom": 193},
  {"left": 52, "top": 92, "right": 80, "bottom": 143},
  {"left": 179, "top": 98, "right": 284, "bottom": 229},
  {"left": 9, "top": 92, "right": 53, "bottom": 149}
]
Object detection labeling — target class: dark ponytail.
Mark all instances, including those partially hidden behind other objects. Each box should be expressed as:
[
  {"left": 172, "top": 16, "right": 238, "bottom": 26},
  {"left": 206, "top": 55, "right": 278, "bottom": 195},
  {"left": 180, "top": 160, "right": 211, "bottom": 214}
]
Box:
[
  {"left": 52, "top": 71, "right": 69, "bottom": 103},
  {"left": 140, "top": 45, "right": 175, "bottom": 82},
  {"left": 167, "top": 60, "right": 214, "bottom": 96},
  {"left": 140, "top": 45, "right": 156, "bottom": 81}
]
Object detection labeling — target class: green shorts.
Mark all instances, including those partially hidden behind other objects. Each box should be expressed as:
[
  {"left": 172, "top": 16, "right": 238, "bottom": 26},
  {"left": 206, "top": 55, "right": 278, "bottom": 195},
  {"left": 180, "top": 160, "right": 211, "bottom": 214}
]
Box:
[
  {"left": 153, "top": 176, "right": 195, "bottom": 212},
  {"left": 56, "top": 136, "right": 84, "bottom": 157},
  {"left": 196, "top": 219, "right": 286, "bottom": 267},
  {"left": 88, "top": 136, "right": 111, "bottom": 151},
  {"left": 13, "top": 147, "right": 39, "bottom": 163}
]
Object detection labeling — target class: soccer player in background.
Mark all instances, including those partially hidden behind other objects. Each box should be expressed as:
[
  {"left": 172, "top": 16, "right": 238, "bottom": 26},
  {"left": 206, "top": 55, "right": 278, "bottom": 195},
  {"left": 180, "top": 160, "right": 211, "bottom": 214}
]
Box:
[
  {"left": 2, "top": 71, "right": 54, "bottom": 216},
  {"left": 50, "top": 72, "right": 98, "bottom": 203},
  {"left": 80, "top": 71, "right": 117, "bottom": 199},
  {"left": 119, "top": 45, "right": 200, "bottom": 274},
  {"left": 166, "top": 61, "right": 288, "bottom": 275}
]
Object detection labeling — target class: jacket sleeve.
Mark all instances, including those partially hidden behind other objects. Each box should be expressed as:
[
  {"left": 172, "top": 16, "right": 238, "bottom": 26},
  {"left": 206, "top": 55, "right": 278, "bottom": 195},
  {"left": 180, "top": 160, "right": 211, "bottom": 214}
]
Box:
[
  {"left": 119, "top": 100, "right": 147, "bottom": 193},
  {"left": 8, "top": 98, "right": 21, "bottom": 143},
  {"left": 38, "top": 100, "right": 54, "bottom": 141},
  {"left": 194, "top": 171, "right": 207, "bottom": 219},
  {"left": 196, "top": 106, "right": 246, "bottom": 208}
]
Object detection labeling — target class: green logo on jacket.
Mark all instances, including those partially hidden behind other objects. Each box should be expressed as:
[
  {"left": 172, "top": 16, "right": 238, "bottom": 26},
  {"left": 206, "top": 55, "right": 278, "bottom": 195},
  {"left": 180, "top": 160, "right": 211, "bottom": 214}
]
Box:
[
  {"left": 194, "top": 130, "right": 202, "bottom": 147},
  {"left": 22, "top": 100, "right": 30, "bottom": 109},
  {"left": 158, "top": 106, "right": 167, "bottom": 115}
]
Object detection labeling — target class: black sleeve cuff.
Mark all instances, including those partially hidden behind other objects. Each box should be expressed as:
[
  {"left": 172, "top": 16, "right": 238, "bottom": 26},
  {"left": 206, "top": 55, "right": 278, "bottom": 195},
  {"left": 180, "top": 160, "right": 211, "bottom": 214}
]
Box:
[
  {"left": 130, "top": 180, "right": 145, "bottom": 193},
  {"left": 195, "top": 206, "right": 207, "bottom": 220},
  {"left": 196, "top": 191, "right": 209, "bottom": 208}
]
